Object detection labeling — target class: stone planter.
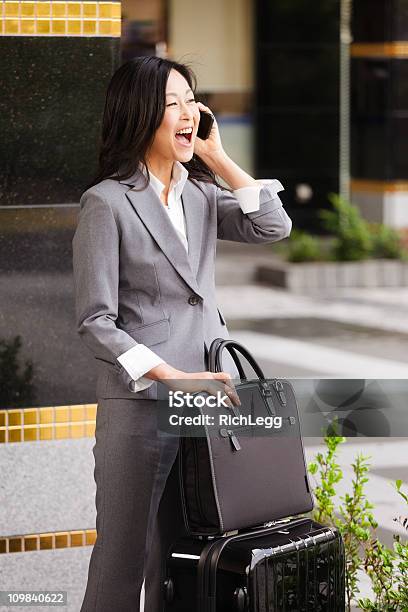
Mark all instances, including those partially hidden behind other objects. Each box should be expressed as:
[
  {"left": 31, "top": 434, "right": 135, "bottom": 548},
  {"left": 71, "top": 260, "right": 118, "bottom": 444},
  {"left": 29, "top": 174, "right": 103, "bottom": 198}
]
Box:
[{"left": 256, "top": 259, "right": 408, "bottom": 291}]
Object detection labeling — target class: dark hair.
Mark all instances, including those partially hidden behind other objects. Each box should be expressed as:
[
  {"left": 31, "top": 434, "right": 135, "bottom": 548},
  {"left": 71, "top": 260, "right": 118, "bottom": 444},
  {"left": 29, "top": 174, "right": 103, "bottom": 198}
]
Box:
[{"left": 87, "top": 55, "right": 228, "bottom": 192}]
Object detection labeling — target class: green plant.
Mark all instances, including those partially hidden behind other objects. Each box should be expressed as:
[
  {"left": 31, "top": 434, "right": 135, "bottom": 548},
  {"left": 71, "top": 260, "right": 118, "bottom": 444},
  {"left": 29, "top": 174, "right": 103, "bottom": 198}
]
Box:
[
  {"left": 287, "top": 229, "right": 322, "bottom": 262},
  {"left": 339, "top": 454, "right": 378, "bottom": 610},
  {"left": 307, "top": 428, "right": 345, "bottom": 524},
  {"left": 0, "top": 335, "right": 35, "bottom": 408},
  {"left": 319, "top": 193, "right": 373, "bottom": 261},
  {"left": 368, "top": 222, "right": 408, "bottom": 260},
  {"left": 358, "top": 481, "right": 408, "bottom": 611},
  {"left": 392, "top": 481, "right": 408, "bottom": 607},
  {"left": 308, "top": 426, "right": 408, "bottom": 611},
  {"left": 279, "top": 193, "right": 408, "bottom": 264},
  {"left": 308, "top": 427, "right": 376, "bottom": 610}
]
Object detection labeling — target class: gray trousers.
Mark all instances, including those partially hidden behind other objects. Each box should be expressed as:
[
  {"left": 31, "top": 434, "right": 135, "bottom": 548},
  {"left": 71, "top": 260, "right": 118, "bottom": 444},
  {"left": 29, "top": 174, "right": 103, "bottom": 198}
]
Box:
[{"left": 80, "top": 398, "right": 187, "bottom": 612}]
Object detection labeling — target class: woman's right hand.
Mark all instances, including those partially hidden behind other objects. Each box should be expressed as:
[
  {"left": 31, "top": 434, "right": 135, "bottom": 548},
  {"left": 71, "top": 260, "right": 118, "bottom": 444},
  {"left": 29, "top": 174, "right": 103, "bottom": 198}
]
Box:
[{"left": 145, "top": 363, "right": 241, "bottom": 408}]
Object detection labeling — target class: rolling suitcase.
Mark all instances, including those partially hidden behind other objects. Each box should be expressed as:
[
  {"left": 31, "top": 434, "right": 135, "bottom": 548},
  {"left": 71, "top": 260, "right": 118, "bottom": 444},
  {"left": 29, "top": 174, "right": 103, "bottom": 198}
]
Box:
[{"left": 163, "top": 517, "right": 345, "bottom": 611}]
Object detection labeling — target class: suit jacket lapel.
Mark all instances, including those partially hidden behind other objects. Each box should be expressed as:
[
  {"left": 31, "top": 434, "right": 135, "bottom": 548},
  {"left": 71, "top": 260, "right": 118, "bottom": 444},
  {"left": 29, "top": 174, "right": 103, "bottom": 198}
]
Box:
[
  {"left": 122, "top": 168, "right": 204, "bottom": 298},
  {"left": 181, "top": 178, "right": 204, "bottom": 281}
]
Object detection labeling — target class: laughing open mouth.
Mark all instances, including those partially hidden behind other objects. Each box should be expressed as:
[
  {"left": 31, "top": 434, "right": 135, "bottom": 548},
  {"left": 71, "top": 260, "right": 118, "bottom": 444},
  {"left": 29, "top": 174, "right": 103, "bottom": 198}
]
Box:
[{"left": 175, "top": 127, "right": 193, "bottom": 144}]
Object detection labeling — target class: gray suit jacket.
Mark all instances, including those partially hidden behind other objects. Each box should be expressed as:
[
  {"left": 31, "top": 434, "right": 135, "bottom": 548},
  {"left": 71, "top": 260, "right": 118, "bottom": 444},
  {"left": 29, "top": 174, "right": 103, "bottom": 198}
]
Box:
[{"left": 72, "top": 168, "right": 292, "bottom": 400}]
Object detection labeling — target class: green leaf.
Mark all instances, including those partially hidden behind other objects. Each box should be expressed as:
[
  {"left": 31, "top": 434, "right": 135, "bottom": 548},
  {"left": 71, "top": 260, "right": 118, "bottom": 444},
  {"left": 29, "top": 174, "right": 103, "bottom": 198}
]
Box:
[{"left": 308, "top": 463, "right": 318, "bottom": 475}]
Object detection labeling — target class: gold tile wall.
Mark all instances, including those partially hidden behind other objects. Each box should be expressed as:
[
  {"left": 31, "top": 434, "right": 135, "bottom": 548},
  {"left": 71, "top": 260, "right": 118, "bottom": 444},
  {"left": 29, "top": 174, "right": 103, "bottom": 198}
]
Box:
[
  {"left": 1, "top": 1, "right": 121, "bottom": 36},
  {"left": 0, "top": 404, "right": 97, "bottom": 443},
  {"left": 0, "top": 528, "right": 97, "bottom": 553},
  {"left": 350, "top": 179, "right": 408, "bottom": 193},
  {"left": 351, "top": 42, "right": 408, "bottom": 58}
]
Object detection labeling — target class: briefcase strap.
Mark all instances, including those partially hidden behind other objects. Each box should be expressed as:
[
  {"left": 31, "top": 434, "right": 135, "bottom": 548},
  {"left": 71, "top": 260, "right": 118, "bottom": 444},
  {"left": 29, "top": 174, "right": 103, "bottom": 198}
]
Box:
[
  {"left": 208, "top": 338, "right": 266, "bottom": 380},
  {"left": 208, "top": 338, "right": 246, "bottom": 379}
]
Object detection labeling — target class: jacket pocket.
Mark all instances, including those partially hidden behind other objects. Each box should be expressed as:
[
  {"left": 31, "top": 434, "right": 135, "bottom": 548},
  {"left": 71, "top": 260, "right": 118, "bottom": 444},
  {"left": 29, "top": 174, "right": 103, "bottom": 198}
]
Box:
[
  {"left": 126, "top": 318, "right": 170, "bottom": 347},
  {"left": 117, "top": 288, "right": 144, "bottom": 328}
]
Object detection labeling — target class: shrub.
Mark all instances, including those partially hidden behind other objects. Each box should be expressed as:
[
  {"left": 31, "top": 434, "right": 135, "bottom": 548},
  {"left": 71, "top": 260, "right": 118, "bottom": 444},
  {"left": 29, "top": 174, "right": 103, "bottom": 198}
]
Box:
[
  {"left": 287, "top": 229, "right": 322, "bottom": 262},
  {"left": 368, "top": 222, "right": 408, "bottom": 260},
  {"left": 308, "top": 423, "right": 408, "bottom": 611},
  {"left": 319, "top": 193, "right": 373, "bottom": 261},
  {"left": 282, "top": 193, "right": 408, "bottom": 263},
  {"left": 0, "top": 335, "right": 35, "bottom": 408}
]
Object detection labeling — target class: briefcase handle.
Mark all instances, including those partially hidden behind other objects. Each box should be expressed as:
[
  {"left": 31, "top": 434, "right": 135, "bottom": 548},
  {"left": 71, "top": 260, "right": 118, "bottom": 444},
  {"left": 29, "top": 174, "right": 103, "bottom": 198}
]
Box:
[{"left": 208, "top": 338, "right": 266, "bottom": 380}]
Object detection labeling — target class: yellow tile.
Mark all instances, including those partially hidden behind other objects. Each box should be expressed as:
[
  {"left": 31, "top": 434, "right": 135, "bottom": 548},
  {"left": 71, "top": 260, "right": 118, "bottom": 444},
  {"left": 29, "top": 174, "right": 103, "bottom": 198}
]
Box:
[
  {"left": 55, "top": 407, "right": 69, "bottom": 423},
  {"left": 0, "top": 539, "right": 7, "bottom": 554},
  {"left": 40, "top": 534, "right": 53, "bottom": 550},
  {"left": 67, "top": 2, "right": 81, "bottom": 17},
  {"left": 55, "top": 424, "right": 69, "bottom": 439},
  {"left": 8, "top": 428, "right": 22, "bottom": 443},
  {"left": 71, "top": 423, "right": 85, "bottom": 439},
  {"left": 85, "top": 530, "right": 97, "bottom": 546},
  {"left": 52, "top": 2, "right": 66, "bottom": 17},
  {"left": 36, "top": 19, "right": 51, "bottom": 33},
  {"left": 85, "top": 422, "right": 96, "bottom": 437},
  {"left": 21, "top": 19, "right": 36, "bottom": 34},
  {"left": 23, "top": 409, "right": 38, "bottom": 425},
  {"left": 55, "top": 532, "right": 69, "bottom": 548},
  {"left": 83, "top": 2, "right": 96, "bottom": 17},
  {"left": 21, "top": 3, "right": 35, "bottom": 16},
  {"left": 112, "top": 3, "right": 121, "bottom": 19},
  {"left": 0, "top": 429, "right": 6, "bottom": 444},
  {"left": 70, "top": 406, "right": 85, "bottom": 421},
  {"left": 98, "top": 3, "right": 112, "bottom": 18},
  {"left": 24, "top": 536, "right": 39, "bottom": 552},
  {"left": 5, "top": 2, "right": 19, "bottom": 17},
  {"left": 39, "top": 426, "right": 53, "bottom": 440},
  {"left": 111, "top": 20, "right": 121, "bottom": 37},
  {"left": 37, "top": 2, "right": 51, "bottom": 16},
  {"left": 8, "top": 410, "right": 22, "bottom": 426},
  {"left": 86, "top": 404, "right": 97, "bottom": 420},
  {"left": 83, "top": 19, "right": 96, "bottom": 35},
  {"left": 9, "top": 538, "right": 22, "bottom": 553},
  {"left": 98, "top": 20, "right": 112, "bottom": 35},
  {"left": 23, "top": 425, "right": 38, "bottom": 442},
  {"left": 40, "top": 408, "right": 53, "bottom": 424},
  {"left": 70, "top": 531, "right": 84, "bottom": 547},
  {"left": 0, "top": 411, "right": 6, "bottom": 427},
  {"left": 67, "top": 19, "right": 81, "bottom": 34},
  {"left": 5, "top": 19, "right": 19, "bottom": 34}
]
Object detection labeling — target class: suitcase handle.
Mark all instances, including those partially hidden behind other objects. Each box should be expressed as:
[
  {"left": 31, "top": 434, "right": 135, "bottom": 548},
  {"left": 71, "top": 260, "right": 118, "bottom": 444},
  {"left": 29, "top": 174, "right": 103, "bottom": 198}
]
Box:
[{"left": 208, "top": 338, "right": 266, "bottom": 380}]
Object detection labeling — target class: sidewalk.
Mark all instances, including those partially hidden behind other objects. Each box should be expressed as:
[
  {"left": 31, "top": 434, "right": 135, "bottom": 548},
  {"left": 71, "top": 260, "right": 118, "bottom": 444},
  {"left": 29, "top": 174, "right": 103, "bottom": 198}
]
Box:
[
  {"left": 215, "top": 241, "right": 408, "bottom": 378},
  {"left": 216, "top": 240, "right": 408, "bottom": 333}
]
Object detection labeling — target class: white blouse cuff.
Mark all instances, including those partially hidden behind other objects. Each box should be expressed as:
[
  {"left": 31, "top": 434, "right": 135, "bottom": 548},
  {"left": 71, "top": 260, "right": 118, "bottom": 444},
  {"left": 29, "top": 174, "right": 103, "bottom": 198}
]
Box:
[
  {"left": 233, "top": 179, "right": 285, "bottom": 214},
  {"left": 117, "top": 344, "right": 165, "bottom": 393}
]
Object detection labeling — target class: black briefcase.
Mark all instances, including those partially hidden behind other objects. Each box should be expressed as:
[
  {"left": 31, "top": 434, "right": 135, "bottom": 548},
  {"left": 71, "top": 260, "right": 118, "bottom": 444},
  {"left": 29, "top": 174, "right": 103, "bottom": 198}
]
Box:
[
  {"left": 178, "top": 339, "right": 314, "bottom": 536},
  {"left": 163, "top": 517, "right": 346, "bottom": 611}
]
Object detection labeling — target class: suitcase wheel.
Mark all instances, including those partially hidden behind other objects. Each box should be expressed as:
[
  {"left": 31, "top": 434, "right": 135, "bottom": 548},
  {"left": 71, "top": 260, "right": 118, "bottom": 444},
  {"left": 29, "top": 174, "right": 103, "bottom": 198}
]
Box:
[
  {"left": 233, "top": 586, "right": 247, "bottom": 611},
  {"left": 163, "top": 577, "right": 175, "bottom": 604}
]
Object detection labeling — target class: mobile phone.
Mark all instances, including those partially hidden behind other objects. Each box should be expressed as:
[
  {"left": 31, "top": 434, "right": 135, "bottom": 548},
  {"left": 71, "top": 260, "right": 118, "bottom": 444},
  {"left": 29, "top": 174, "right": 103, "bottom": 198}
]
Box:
[{"left": 197, "top": 109, "right": 214, "bottom": 140}]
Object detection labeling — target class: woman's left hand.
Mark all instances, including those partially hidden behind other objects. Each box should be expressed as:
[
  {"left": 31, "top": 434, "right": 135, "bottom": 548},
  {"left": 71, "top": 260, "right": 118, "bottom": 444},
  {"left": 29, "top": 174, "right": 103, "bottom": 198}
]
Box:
[{"left": 194, "top": 101, "right": 225, "bottom": 161}]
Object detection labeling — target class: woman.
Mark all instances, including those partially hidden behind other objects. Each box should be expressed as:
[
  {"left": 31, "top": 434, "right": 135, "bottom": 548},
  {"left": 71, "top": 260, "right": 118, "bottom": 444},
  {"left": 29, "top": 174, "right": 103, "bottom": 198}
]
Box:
[{"left": 72, "top": 55, "right": 291, "bottom": 612}]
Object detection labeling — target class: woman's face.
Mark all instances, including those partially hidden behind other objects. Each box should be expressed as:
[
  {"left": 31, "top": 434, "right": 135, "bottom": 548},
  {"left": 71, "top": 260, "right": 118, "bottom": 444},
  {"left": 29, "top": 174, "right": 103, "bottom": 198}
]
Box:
[{"left": 148, "top": 69, "right": 200, "bottom": 165}]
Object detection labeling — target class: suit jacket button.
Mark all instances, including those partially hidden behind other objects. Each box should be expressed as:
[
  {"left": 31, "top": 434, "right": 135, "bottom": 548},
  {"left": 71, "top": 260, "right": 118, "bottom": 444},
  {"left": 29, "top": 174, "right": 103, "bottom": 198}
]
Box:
[{"left": 188, "top": 294, "right": 200, "bottom": 306}]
